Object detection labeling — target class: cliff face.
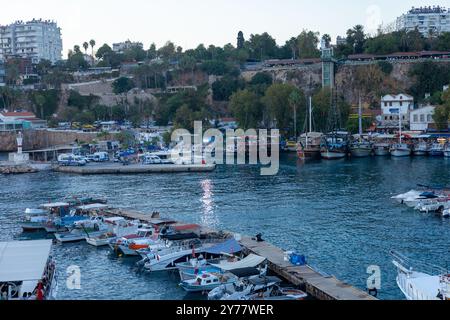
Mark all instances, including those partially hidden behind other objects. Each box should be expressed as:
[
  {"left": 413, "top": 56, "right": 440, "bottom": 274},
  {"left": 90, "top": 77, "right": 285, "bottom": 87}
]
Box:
[{"left": 243, "top": 61, "right": 450, "bottom": 107}]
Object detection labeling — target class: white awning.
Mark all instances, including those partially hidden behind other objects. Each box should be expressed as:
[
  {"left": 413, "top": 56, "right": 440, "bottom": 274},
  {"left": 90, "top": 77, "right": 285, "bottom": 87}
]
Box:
[
  {"left": 40, "top": 202, "right": 69, "bottom": 208},
  {"left": 0, "top": 240, "right": 52, "bottom": 282},
  {"left": 211, "top": 254, "right": 266, "bottom": 271},
  {"left": 76, "top": 204, "right": 109, "bottom": 210}
]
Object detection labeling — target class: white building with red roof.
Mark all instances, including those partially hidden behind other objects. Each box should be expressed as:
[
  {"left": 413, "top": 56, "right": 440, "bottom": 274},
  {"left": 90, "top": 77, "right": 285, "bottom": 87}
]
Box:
[{"left": 0, "top": 111, "right": 47, "bottom": 131}]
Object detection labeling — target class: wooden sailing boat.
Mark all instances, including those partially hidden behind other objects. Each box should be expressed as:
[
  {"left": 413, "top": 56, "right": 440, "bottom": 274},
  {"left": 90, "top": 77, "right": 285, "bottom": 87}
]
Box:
[
  {"left": 320, "top": 89, "right": 349, "bottom": 160},
  {"left": 297, "top": 96, "right": 323, "bottom": 160},
  {"left": 350, "top": 95, "right": 372, "bottom": 158}
]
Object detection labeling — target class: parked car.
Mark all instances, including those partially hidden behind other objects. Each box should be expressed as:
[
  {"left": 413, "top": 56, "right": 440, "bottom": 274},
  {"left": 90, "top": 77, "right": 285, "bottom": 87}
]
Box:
[
  {"left": 58, "top": 154, "right": 87, "bottom": 166},
  {"left": 142, "top": 155, "right": 162, "bottom": 165}
]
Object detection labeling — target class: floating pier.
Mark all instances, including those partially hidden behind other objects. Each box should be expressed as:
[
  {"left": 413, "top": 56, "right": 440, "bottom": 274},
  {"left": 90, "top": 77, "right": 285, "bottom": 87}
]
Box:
[
  {"left": 107, "top": 208, "right": 376, "bottom": 301},
  {"left": 54, "top": 163, "right": 217, "bottom": 175}
]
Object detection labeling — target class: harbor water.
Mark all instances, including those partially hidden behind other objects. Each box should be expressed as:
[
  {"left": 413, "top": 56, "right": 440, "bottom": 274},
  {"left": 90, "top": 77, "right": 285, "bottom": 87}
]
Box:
[{"left": 1, "top": 155, "right": 450, "bottom": 300}]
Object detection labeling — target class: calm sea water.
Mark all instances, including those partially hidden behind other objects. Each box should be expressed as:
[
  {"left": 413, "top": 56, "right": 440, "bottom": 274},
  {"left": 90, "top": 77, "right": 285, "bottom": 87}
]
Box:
[{"left": 1, "top": 155, "right": 450, "bottom": 300}]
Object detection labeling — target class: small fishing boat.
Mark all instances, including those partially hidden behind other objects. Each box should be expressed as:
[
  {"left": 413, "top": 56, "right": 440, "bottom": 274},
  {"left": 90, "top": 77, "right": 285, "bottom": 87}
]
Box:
[
  {"left": 297, "top": 97, "right": 322, "bottom": 160},
  {"left": 374, "top": 143, "right": 390, "bottom": 156},
  {"left": 391, "top": 251, "right": 450, "bottom": 300},
  {"left": 390, "top": 143, "right": 411, "bottom": 157},
  {"left": 0, "top": 240, "right": 57, "bottom": 300},
  {"left": 180, "top": 272, "right": 237, "bottom": 293},
  {"left": 86, "top": 217, "right": 140, "bottom": 247},
  {"left": 443, "top": 209, "right": 450, "bottom": 218},
  {"left": 54, "top": 217, "right": 109, "bottom": 243},
  {"left": 413, "top": 142, "right": 429, "bottom": 156},
  {"left": 444, "top": 144, "right": 450, "bottom": 158},
  {"left": 109, "top": 228, "right": 159, "bottom": 256},
  {"left": 20, "top": 208, "right": 50, "bottom": 232},
  {"left": 415, "top": 200, "right": 449, "bottom": 213},
  {"left": 429, "top": 143, "right": 445, "bottom": 157},
  {"left": 246, "top": 286, "right": 308, "bottom": 301},
  {"left": 208, "top": 275, "right": 282, "bottom": 301},
  {"left": 350, "top": 140, "right": 372, "bottom": 158}
]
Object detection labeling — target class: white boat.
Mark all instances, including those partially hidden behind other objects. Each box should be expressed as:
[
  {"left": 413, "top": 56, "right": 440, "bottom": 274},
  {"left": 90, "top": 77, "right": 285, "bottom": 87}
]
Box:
[
  {"left": 373, "top": 143, "right": 390, "bottom": 156},
  {"left": 350, "top": 141, "right": 372, "bottom": 158},
  {"left": 0, "top": 240, "right": 57, "bottom": 300},
  {"left": 392, "top": 190, "right": 423, "bottom": 204},
  {"left": 413, "top": 142, "right": 429, "bottom": 156},
  {"left": 415, "top": 200, "right": 450, "bottom": 213},
  {"left": 54, "top": 217, "right": 109, "bottom": 243},
  {"left": 444, "top": 145, "right": 450, "bottom": 158},
  {"left": 86, "top": 217, "right": 140, "bottom": 247},
  {"left": 443, "top": 209, "right": 450, "bottom": 218},
  {"left": 109, "top": 228, "right": 159, "bottom": 256},
  {"left": 391, "top": 251, "right": 450, "bottom": 300},
  {"left": 429, "top": 143, "right": 445, "bottom": 157},
  {"left": 180, "top": 272, "right": 238, "bottom": 293},
  {"left": 390, "top": 143, "right": 411, "bottom": 157},
  {"left": 208, "top": 275, "right": 282, "bottom": 301}
]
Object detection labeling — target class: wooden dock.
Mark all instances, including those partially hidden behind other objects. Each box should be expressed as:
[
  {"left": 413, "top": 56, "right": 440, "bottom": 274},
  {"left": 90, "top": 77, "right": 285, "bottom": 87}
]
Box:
[
  {"left": 54, "top": 163, "right": 216, "bottom": 175},
  {"left": 103, "top": 208, "right": 376, "bottom": 300},
  {"left": 240, "top": 236, "right": 377, "bottom": 300}
]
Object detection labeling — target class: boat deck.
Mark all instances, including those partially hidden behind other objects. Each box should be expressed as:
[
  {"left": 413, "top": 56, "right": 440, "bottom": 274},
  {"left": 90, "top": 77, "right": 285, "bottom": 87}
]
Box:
[{"left": 240, "top": 236, "right": 377, "bottom": 300}]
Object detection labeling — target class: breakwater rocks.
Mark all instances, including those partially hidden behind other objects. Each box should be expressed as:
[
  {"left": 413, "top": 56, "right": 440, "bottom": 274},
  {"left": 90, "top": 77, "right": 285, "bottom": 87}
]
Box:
[{"left": 0, "top": 165, "right": 38, "bottom": 175}]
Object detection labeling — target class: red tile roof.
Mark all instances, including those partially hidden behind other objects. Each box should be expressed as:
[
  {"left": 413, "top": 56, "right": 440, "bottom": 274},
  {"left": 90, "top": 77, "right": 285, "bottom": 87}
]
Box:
[{"left": 1, "top": 111, "right": 36, "bottom": 117}]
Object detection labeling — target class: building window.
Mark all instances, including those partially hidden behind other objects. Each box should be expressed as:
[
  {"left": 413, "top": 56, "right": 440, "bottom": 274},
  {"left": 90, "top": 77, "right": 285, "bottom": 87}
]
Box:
[
  {"left": 400, "top": 102, "right": 403, "bottom": 106},
  {"left": 427, "top": 114, "right": 432, "bottom": 122},
  {"left": 420, "top": 114, "right": 425, "bottom": 122},
  {"left": 389, "top": 102, "right": 393, "bottom": 106},
  {"left": 384, "top": 102, "right": 388, "bottom": 107},
  {"left": 413, "top": 115, "right": 418, "bottom": 122}
]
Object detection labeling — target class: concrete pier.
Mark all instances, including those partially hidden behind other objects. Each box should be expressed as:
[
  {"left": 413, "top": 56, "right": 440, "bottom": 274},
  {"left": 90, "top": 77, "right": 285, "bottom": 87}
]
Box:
[
  {"left": 54, "top": 163, "right": 217, "bottom": 175},
  {"left": 107, "top": 208, "right": 376, "bottom": 300}
]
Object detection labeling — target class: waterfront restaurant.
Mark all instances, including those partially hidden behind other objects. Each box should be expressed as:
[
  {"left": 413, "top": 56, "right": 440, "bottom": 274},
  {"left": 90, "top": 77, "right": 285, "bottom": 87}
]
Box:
[{"left": 0, "top": 111, "right": 47, "bottom": 131}]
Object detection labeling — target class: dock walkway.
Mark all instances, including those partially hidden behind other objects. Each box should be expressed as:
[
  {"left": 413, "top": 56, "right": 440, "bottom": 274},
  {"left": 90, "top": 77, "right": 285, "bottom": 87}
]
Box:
[
  {"left": 104, "top": 208, "right": 376, "bottom": 300},
  {"left": 54, "top": 163, "right": 216, "bottom": 175},
  {"left": 240, "top": 236, "right": 377, "bottom": 300}
]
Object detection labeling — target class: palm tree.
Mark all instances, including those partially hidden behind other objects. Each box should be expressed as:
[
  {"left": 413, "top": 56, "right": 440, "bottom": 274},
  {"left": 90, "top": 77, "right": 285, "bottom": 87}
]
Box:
[
  {"left": 83, "top": 42, "right": 89, "bottom": 54},
  {"left": 73, "top": 45, "right": 81, "bottom": 54},
  {"left": 89, "top": 40, "right": 96, "bottom": 58}
]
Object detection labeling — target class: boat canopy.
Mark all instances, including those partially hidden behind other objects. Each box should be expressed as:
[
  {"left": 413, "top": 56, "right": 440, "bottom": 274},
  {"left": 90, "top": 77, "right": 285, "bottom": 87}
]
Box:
[
  {"left": 40, "top": 202, "right": 70, "bottom": 208},
  {"left": 247, "top": 276, "right": 282, "bottom": 286},
  {"left": 0, "top": 240, "right": 52, "bottom": 282},
  {"left": 211, "top": 254, "right": 266, "bottom": 271},
  {"left": 227, "top": 267, "right": 261, "bottom": 278},
  {"left": 76, "top": 203, "right": 109, "bottom": 211},
  {"left": 204, "top": 239, "right": 242, "bottom": 255}
]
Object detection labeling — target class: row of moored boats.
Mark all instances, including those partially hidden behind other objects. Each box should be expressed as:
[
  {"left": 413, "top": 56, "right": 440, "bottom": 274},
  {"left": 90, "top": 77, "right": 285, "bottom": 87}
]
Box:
[{"left": 16, "top": 198, "right": 308, "bottom": 300}]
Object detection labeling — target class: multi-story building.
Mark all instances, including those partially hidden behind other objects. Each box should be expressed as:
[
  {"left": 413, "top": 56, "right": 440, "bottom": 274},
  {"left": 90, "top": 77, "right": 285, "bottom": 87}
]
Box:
[
  {"left": 410, "top": 105, "right": 435, "bottom": 132},
  {"left": 396, "top": 6, "right": 450, "bottom": 37},
  {"left": 112, "top": 40, "right": 143, "bottom": 54},
  {"left": 380, "top": 94, "right": 414, "bottom": 129},
  {"left": 0, "top": 19, "right": 63, "bottom": 64},
  {"left": 0, "top": 59, "right": 5, "bottom": 86}
]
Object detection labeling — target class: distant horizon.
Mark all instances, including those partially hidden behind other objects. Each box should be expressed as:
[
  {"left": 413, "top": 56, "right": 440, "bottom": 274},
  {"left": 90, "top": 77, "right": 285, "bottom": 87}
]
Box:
[{"left": 1, "top": 1, "right": 449, "bottom": 58}]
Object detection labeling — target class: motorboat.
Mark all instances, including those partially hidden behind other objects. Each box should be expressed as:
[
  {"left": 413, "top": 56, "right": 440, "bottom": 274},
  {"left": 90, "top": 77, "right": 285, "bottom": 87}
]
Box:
[
  {"left": 0, "top": 240, "right": 57, "bottom": 300},
  {"left": 373, "top": 143, "right": 390, "bottom": 156},
  {"left": 391, "top": 251, "right": 450, "bottom": 300},
  {"left": 350, "top": 140, "right": 372, "bottom": 158},
  {"left": 401, "top": 192, "right": 440, "bottom": 208},
  {"left": 245, "top": 286, "right": 308, "bottom": 301},
  {"left": 180, "top": 272, "right": 238, "bottom": 293},
  {"left": 20, "top": 208, "right": 50, "bottom": 232},
  {"left": 320, "top": 133, "right": 349, "bottom": 160},
  {"left": 109, "top": 228, "right": 160, "bottom": 256},
  {"left": 54, "top": 217, "right": 109, "bottom": 243},
  {"left": 415, "top": 198, "right": 450, "bottom": 213},
  {"left": 208, "top": 275, "right": 283, "bottom": 301},
  {"left": 444, "top": 144, "right": 450, "bottom": 158},
  {"left": 390, "top": 143, "right": 411, "bottom": 157},
  {"left": 413, "top": 142, "right": 429, "bottom": 156},
  {"left": 86, "top": 217, "right": 140, "bottom": 247},
  {"left": 443, "top": 209, "right": 450, "bottom": 218},
  {"left": 139, "top": 238, "right": 242, "bottom": 272},
  {"left": 429, "top": 143, "right": 445, "bottom": 157}
]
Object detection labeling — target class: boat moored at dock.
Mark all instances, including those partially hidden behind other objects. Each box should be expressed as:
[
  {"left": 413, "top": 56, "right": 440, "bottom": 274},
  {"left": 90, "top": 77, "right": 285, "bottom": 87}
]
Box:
[{"left": 0, "top": 240, "right": 57, "bottom": 300}]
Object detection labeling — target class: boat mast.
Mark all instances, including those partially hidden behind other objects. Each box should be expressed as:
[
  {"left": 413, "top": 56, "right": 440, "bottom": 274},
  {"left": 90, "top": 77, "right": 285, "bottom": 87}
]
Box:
[
  {"left": 399, "top": 110, "right": 402, "bottom": 144},
  {"left": 309, "top": 96, "right": 312, "bottom": 134},
  {"left": 358, "top": 95, "right": 363, "bottom": 136}
]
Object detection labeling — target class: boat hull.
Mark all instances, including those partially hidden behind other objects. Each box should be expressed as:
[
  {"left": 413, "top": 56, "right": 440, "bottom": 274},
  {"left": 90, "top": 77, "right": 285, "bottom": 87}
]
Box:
[
  {"left": 321, "top": 150, "right": 346, "bottom": 160},
  {"left": 374, "top": 147, "right": 390, "bottom": 156},
  {"left": 429, "top": 151, "right": 444, "bottom": 157},
  {"left": 350, "top": 147, "right": 372, "bottom": 158},
  {"left": 445, "top": 151, "right": 450, "bottom": 158},
  {"left": 55, "top": 230, "right": 106, "bottom": 243},
  {"left": 297, "top": 148, "right": 321, "bottom": 160},
  {"left": 413, "top": 151, "right": 428, "bottom": 156},
  {"left": 391, "top": 149, "right": 411, "bottom": 157}
]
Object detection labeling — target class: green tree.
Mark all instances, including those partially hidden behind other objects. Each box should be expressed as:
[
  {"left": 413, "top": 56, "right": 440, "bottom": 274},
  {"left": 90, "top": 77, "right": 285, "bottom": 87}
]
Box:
[
  {"left": 262, "top": 83, "right": 303, "bottom": 135},
  {"left": 83, "top": 42, "right": 89, "bottom": 54},
  {"left": 433, "top": 90, "right": 450, "bottom": 131},
  {"left": 346, "top": 25, "right": 366, "bottom": 54},
  {"left": 112, "top": 77, "right": 135, "bottom": 94},
  {"left": 212, "top": 76, "right": 244, "bottom": 101},
  {"left": 296, "top": 30, "right": 320, "bottom": 58},
  {"left": 247, "top": 32, "right": 278, "bottom": 60},
  {"left": 230, "top": 89, "right": 262, "bottom": 129}
]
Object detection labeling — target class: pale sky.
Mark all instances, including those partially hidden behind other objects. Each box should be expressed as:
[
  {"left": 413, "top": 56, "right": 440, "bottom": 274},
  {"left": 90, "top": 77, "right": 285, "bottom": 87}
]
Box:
[{"left": 1, "top": 1, "right": 449, "bottom": 57}]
